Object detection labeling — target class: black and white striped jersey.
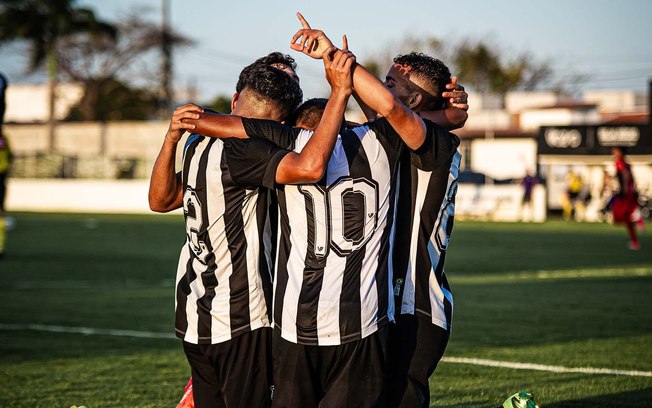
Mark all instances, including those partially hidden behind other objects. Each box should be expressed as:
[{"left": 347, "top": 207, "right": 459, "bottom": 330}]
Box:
[
  {"left": 392, "top": 126, "right": 461, "bottom": 331},
  {"left": 174, "top": 134, "right": 280, "bottom": 344},
  {"left": 227, "top": 118, "right": 443, "bottom": 346}
]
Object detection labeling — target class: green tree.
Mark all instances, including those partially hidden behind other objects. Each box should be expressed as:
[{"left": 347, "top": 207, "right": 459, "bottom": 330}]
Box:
[
  {"left": 57, "top": 10, "right": 193, "bottom": 121},
  {"left": 66, "top": 78, "right": 159, "bottom": 121},
  {"left": 453, "top": 39, "right": 553, "bottom": 94},
  {"left": 205, "top": 95, "right": 232, "bottom": 114},
  {"left": 0, "top": 0, "right": 115, "bottom": 145},
  {"left": 361, "top": 35, "right": 564, "bottom": 95}
]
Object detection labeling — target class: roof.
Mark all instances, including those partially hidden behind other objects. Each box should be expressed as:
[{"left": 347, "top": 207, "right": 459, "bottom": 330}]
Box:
[{"left": 600, "top": 113, "right": 649, "bottom": 125}]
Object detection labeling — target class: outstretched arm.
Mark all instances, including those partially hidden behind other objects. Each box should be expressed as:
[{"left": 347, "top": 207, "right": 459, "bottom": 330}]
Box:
[
  {"left": 148, "top": 104, "right": 199, "bottom": 212},
  {"left": 291, "top": 14, "right": 426, "bottom": 150}
]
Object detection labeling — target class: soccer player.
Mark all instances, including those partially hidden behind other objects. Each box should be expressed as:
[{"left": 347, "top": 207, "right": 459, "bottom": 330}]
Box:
[
  {"left": 184, "top": 32, "right": 461, "bottom": 406},
  {"left": 0, "top": 72, "right": 11, "bottom": 259},
  {"left": 611, "top": 146, "right": 643, "bottom": 250},
  {"left": 290, "top": 15, "right": 465, "bottom": 407},
  {"left": 149, "top": 49, "right": 353, "bottom": 407}
]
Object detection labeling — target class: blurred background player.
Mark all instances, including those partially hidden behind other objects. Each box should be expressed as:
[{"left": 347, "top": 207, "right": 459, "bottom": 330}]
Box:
[
  {"left": 611, "top": 146, "right": 643, "bottom": 250},
  {"left": 563, "top": 169, "right": 584, "bottom": 221},
  {"left": 0, "top": 72, "right": 12, "bottom": 258},
  {"left": 520, "top": 171, "right": 537, "bottom": 221}
]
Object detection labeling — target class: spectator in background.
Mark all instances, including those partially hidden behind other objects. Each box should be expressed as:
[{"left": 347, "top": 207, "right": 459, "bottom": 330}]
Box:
[
  {"left": 611, "top": 146, "right": 643, "bottom": 250},
  {"left": 563, "top": 169, "right": 584, "bottom": 221},
  {"left": 0, "top": 72, "right": 11, "bottom": 258},
  {"left": 520, "top": 171, "right": 537, "bottom": 221}
]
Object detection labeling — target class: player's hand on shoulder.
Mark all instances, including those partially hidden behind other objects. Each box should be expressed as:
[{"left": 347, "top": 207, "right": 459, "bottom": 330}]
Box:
[{"left": 166, "top": 103, "right": 203, "bottom": 143}]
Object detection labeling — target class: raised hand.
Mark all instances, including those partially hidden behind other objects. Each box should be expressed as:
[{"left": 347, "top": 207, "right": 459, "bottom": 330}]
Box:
[
  {"left": 323, "top": 35, "right": 355, "bottom": 96},
  {"left": 166, "top": 103, "right": 202, "bottom": 143},
  {"left": 290, "top": 12, "right": 334, "bottom": 59},
  {"left": 442, "top": 77, "right": 469, "bottom": 111}
]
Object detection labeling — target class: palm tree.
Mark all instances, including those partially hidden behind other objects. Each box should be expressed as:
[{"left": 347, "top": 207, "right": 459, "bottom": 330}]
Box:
[{"left": 0, "top": 0, "right": 116, "bottom": 149}]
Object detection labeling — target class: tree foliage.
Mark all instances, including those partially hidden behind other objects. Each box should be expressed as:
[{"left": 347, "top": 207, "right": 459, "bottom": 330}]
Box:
[
  {"left": 204, "top": 95, "right": 232, "bottom": 115},
  {"left": 66, "top": 78, "right": 158, "bottom": 121},
  {"left": 58, "top": 9, "right": 193, "bottom": 121},
  {"left": 361, "top": 34, "right": 568, "bottom": 95},
  {"left": 0, "top": 0, "right": 116, "bottom": 72}
]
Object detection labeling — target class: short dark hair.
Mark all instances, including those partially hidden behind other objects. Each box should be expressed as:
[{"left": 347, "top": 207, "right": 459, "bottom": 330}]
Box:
[
  {"left": 289, "top": 98, "right": 328, "bottom": 129},
  {"left": 238, "top": 64, "right": 303, "bottom": 119},
  {"left": 393, "top": 52, "right": 451, "bottom": 109},
  {"left": 236, "top": 52, "right": 298, "bottom": 93}
]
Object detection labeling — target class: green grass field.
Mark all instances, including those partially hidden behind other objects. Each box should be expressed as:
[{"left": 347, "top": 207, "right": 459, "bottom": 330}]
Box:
[{"left": 0, "top": 212, "right": 651, "bottom": 407}]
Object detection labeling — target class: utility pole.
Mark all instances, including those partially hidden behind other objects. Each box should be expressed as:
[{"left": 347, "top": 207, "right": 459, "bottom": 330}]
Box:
[{"left": 161, "top": 0, "right": 173, "bottom": 118}]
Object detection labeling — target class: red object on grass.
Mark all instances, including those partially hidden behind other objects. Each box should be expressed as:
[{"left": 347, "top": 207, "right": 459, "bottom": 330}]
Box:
[{"left": 176, "top": 378, "right": 194, "bottom": 408}]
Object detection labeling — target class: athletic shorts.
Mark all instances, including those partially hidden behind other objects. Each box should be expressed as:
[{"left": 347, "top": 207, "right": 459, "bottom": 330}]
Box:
[
  {"left": 387, "top": 314, "right": 450, "bottom": 408},
  {"left": 272, "top": 327, "right": 389, "bottom": 408},
  {"left": 182, "top": 327, "right": 273, "bottom": 408}
]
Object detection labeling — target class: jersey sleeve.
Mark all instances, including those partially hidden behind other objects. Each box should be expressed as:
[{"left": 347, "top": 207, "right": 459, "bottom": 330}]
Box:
[
  {"left": 224, "top": 137, "right": 291, "bottom": 189},
  {"left": 241, "top": 117, "right": 302, "bottom": 148},
  {"left": 364, "top": 117, "right": 459, "bottom": 171}
]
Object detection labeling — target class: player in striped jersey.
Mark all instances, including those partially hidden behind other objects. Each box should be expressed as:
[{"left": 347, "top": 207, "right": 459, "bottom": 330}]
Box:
[
  {"left": 149, "top": 51, "right": 353, "bottom": 407},
  {"left": 290, "top": 15, "right": 467, "bottom": 407},
  {"left": 383, "top": 52, "right": 462, "bottom": 408}
]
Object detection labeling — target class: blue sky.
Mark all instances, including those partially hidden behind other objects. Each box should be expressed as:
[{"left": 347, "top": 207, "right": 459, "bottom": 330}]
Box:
[{"left": 1, "top": 0, "right": 651, "bottom": 102}]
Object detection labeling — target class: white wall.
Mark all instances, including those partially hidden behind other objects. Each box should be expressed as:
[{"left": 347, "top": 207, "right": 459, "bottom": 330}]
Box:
[
  {"left": 6, "top": 179, "right": 181, "bottom": 214},
  {"left": 505, "top": 91, "right": 559, "bottom": 113},
  {"left": 520, "top": 108, "right": 601, "bottom": 130},
  {"left": 456, "top": 184, "right": 546, "bottom": 222},
  {"left": 463, "top": 110, "right": 512, "bottom": 130},
  {"left": 470, "top": 138, "right": 538, "bottom": 180},
  {"left": 5, "top": 83, "right": 84, "bottom": 122},
  {"left": 583, "top": 90, "right": 647, "bottom": 113}
]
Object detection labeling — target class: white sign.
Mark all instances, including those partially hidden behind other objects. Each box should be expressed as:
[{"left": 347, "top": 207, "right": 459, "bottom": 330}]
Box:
[{"left": 544, "top": 129, "right": 582, "bottom": 148}]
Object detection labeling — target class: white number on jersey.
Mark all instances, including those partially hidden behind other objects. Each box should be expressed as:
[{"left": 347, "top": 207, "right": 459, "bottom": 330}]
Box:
[
  {"left": 299, "top": 177, "right": 379, "bottom": 258},
  {"left": 184, "top": 187, "right": 210, "bottom": 263}
]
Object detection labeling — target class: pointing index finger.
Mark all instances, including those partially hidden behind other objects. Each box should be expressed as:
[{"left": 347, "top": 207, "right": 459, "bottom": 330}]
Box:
[
  {"left": 296, "top": 12, "right": 311, "bottom": 29},
  {"left": 342, "top": 34, "right": 348, "bottom": 51}
]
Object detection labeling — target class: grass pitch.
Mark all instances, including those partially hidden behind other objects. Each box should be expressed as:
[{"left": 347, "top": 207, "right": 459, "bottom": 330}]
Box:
[{"left": 0, "top": 213, "right": 650, "bottom": 407}]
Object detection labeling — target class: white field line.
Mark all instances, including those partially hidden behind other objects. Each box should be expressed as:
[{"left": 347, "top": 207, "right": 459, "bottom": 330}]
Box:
[
  {"left": 451, "top": 266, "right": 652, "bottom": 285},
  {"left": 441, "top": 357, "right": 652, "bottom": 378},
  {"left": 0, "top": 323, "right": 175, "bottom": 339},
  {"left": 2, "top": 323, "right": 651, "bottom": 378}
]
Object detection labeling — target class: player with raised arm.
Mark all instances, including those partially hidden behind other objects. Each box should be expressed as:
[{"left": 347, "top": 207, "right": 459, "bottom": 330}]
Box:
[
  {"left": 149, "top": 48, "right": 352, "bottom": 407},
  {"left": 291, "top": 13, "right": 465, "bottom": 408}
]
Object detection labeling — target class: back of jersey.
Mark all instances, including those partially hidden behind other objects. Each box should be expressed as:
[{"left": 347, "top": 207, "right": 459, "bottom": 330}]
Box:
[{"left": 175, "top": 134, "right": 274, "bottom": 345}]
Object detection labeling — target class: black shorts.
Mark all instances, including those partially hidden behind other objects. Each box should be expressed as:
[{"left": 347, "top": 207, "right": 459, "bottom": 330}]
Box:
[
  {"left": 272, "top": 327, "right": 389, "bottom": 408},
  {"left": 387, "top": 314, "right": 450, "bottom": 408},
  {"left": 182, "top": 327, "right": 273, "bottom": 408}
]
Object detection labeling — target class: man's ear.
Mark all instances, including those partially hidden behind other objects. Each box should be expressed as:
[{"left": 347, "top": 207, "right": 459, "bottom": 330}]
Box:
[
  {"left": 407, "top": 92, "right": 423, "bottom": 110},
  {"left": 231, "top": 92, "right": 239, "bottom": 112}
]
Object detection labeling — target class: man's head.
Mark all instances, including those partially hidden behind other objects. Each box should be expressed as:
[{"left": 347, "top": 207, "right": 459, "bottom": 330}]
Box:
[
  {"left": 385, "top": 52, "right": 451, "bottom": 112},
  {"left": 290, "top": 98, "right": 328, "bottom": 130},
  {"left": 233, "top": 56, "right": 303, "bottom": 122},
  {"left": 237, "top": 52, "right": 300, "bottom": 92},
  {"left": 612, "top": 146, "right": 626, "bottom": 159}
]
